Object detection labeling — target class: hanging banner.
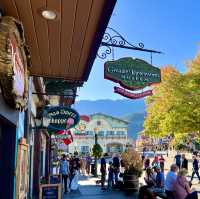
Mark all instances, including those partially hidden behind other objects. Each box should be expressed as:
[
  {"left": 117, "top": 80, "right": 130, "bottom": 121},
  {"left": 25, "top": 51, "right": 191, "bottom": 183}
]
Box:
[
  {"left": 45, "top": 106, "right": 80, "bottom": 131},
  {"left": 0, "top": 16, "right": 30, "bottom": 109},
  {"left": 104, "top": 57, "right": 161, "bottom": 90},
  {"left": 55, "top": 130, "right": 73, "bottom": 145},
  {"left": 114, "top": 86, "right": 153, "bottom": 99},
  {"left": 72, "top": 115, "right": 90, "bottom": 135}
]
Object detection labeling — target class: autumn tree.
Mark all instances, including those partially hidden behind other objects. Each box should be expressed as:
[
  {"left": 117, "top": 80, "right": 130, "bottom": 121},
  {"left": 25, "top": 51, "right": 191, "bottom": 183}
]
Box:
[{"left": 144, "top": 52, "right": 200, "bottom": 145}]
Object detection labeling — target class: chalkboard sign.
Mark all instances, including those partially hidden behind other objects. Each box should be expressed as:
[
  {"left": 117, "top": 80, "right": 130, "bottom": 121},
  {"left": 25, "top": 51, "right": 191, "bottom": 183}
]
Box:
[
  {"left": 40, "top": 184, "right": 61, "bottom": 199},
  {"left": 49, "top": 175, "right": 62, "bottom": 184}
]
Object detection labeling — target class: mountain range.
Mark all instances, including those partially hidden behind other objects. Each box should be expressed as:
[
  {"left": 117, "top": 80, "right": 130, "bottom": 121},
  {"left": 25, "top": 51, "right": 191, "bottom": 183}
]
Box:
[{"left": 72, "top": 99, "right": 146, "bottom": 139}]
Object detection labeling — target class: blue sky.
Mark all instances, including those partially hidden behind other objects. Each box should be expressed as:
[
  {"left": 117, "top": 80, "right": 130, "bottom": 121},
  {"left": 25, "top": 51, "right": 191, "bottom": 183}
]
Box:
[{"left": 77, "top": 0, "right": 200, "bottom": 101}]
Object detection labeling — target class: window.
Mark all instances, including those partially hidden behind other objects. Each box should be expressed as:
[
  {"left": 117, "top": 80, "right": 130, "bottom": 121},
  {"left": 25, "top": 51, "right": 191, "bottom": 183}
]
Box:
[
  {"left": 80, "top": 146, "right": 89, "bottom": 153},
  {"left": 107, "top": 131, "right": 115, "bottom": 136},
  {"left": 97, "top": 120, "right": 101, "bottom": 126},
  {"left": 98, "top": 131, "right": 104, "bottom": 136},
  {"left": 85, "top": 131, "right": 94, "bottom": 136},
  {"left": 116, "top": 131, "right": 125, "bottom": 136}
]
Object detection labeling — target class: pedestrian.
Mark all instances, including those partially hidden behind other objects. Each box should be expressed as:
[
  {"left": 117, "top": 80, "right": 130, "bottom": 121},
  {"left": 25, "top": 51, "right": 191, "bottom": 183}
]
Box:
[
  {"left": 150, "top": 166, "right": 165, "bottom": 195},
  {"left": 69, "top": 155, "right": 81, "bottom": 189},
  {"left": 173, "top": 169, "right": 198, "bottom": 199},
  {"left": 159, "top": 155, "right": 165, "bottom": 173},
  {"left": 100, "top": 154, "right": 106, "bottom": 190},
  {"left": 107, "top": 161, "right": 114, "bottom": 190},
  {"left": 144, "top": 167, "right": 155, "bottom": 188},
  {"left": 112, "top": 154, "right": 120, "bottom": 185},
  {"left": 174, "top": 152, "right": 181, "bottom": 169},
  {"left": 59, "top": 154, "right": 69, "bottom": 194},
  {"left": 165, "top": 164, "right": 178, "bottom": 199},
  {"left": 152, "top": 156, "right": 160, "bottom": 168},
  {"left": 144, "top": 157, "right": 150, "bottom": 170},
  {"left": 181, "top": 154, "right": 188, "bottom": 170},
  {"left": 86, "top": 154, "right": 92, "bottom": 175},
  {"left": 80, "top": 156, "right": 86, "bottom": 175},
  {"left": 155, "top": 166, "right": 165, "bottom": 189},
  {"left": 139, "top": 185, "right": 156, "bottom": 199},
  {"left": 191, "top": 155, "right": 200, "bottom": 183}
]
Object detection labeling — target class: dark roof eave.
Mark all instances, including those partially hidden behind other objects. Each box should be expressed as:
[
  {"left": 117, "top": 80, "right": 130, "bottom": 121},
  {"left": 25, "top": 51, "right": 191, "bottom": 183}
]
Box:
[{"left": 82, "top": 0, "right": 117, "bottom": 81}]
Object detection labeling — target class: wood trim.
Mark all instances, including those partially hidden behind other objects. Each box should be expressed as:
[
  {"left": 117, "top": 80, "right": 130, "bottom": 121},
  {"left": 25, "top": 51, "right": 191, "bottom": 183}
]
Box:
[
  {"left": 39, "top": 184, "right": 62, "bottom": 199},
  {"left": 82, "top": 0, "right": 117, "bottom": 81}
]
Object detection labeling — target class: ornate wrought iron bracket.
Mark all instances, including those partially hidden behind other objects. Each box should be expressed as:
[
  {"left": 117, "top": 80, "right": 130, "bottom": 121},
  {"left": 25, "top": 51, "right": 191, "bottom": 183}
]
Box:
[{"left": 97, "top": 27, "right": 162, "bottom": 59}]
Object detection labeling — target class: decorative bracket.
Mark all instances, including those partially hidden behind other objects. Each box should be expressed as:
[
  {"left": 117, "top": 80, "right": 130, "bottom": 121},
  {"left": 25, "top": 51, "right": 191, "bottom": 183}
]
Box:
[{"left": 97, "top": 27, "right": 162, "bottom": 59}]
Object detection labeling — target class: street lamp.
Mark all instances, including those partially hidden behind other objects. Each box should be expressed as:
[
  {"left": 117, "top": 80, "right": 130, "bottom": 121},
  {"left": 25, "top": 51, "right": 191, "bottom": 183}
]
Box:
[{"left": 94, "top": 127, "right": 98, "bottom": 177}]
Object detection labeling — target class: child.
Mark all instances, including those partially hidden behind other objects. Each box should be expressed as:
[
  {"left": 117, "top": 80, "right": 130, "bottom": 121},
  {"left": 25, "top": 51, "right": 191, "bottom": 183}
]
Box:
[{"left": 107, "top": 161, "right": 114, "bottom": 190}]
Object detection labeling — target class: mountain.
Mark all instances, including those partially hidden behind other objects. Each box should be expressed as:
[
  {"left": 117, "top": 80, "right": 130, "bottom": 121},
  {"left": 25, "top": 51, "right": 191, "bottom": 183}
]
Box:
[
  {"left": 122, "top": 112, "right": 146, "bottom": 139},
  {"left": 72, "top": 99, "right": 146, "bottom": 139},
  {"left": 73, "top": 99, "right": 145, "bottom": 117}
]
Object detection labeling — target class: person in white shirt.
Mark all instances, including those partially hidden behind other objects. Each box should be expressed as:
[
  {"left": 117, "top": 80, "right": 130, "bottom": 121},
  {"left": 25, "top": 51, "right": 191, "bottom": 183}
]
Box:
[
  {"left": 165, "top": 164, "right": 178, "bottom": 199},
  {"left": 59, "top": 154, "right": 69, "bottom": 194}
]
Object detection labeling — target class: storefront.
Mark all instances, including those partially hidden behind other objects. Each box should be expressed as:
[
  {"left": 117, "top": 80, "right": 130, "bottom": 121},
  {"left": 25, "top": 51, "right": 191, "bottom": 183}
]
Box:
[
  {"left": 0, "top": 16, "right": 30, "bottom": 199},
  {"left": 0, "top": 1, "right": 117, "bottom": 198},
  {"left": 0, "top": 104, "right": 18, "bottom": 198}
]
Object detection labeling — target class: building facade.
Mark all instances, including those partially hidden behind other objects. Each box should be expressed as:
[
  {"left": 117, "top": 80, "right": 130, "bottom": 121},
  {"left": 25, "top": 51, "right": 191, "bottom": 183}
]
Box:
[{"left": 68, "top": 113, "right": 129, "bottom": 154}]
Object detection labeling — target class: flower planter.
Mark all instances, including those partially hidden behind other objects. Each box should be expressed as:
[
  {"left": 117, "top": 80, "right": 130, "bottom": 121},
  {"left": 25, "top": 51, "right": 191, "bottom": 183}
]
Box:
[{"left": 123, "top": 174, "right": 139, "bottom": 193}]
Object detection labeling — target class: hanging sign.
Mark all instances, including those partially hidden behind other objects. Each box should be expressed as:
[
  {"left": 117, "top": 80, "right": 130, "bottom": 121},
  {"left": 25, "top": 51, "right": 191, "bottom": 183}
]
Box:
[
  {"left": 0, "top": 16, "right": 30, "bottom": 109},
  {"left": 40, "top": 184, "right": 61, "bottom": 199},
  {"left": 72, "top": 115, "right": 90, "bottom": 135},
  {"left": 45, "top": 106, "right": 80, "bottom": 131},
  {"left": 104, "top": 57, "right": 161, "bottom": 90},
  {"left": 114, "top": 86, "right": 153, "bottom": 99},
  {"left": 54, "top": 130, "right": 73, "bottom": 145}
]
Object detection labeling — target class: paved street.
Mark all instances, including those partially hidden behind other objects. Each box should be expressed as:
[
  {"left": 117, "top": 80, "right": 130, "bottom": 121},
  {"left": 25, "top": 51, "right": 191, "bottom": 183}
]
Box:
[
  {"left": 63, "top": 176, "right": 138, "bottom": 199},
  {"left": 62, "top": 151, "right": 200, "bottom": 199}
]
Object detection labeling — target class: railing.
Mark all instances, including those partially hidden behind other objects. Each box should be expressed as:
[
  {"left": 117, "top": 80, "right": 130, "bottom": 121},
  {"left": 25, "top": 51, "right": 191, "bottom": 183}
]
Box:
[{"left": 73, "top": 135, "right": 127, "bottom": 139}]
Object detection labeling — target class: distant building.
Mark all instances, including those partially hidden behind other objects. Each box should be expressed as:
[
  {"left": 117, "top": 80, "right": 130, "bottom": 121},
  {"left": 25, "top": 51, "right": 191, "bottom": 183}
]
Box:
[{"left": 68, "top": 113, "right": 130, "bottom": 154}]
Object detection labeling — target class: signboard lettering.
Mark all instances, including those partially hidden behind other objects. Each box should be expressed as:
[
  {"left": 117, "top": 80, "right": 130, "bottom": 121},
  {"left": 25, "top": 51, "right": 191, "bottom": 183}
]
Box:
[
  {"left": 40, "top": 184, "right": 61, "bottom": 199},
  {"left": 10, "top": 33, "right": 25, "bottom": 96},
  {"left": 0, "top": 16, "right": 30, "bottom": 109},
  {"left": 45, "top": 106, "right": 80, "bottom": 131},
  {"left": 114, "top": 86, "right": 153, "bottom": 99},
  {"left": 104, "top": 57, "right": 161, "bottom": 90}
]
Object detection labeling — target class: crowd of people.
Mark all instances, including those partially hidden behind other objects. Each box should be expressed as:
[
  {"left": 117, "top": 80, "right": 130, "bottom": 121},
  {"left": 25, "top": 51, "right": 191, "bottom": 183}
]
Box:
[
  {"left": 57, "top": 152, "right": 123, "bottom": 193},
  {"left": 141, "top": 152, "right": 200, "bottom": 199},
  {"left": 56, "top": 151, "right": 200, "bottom": 198},
  {"left": 58, "top": 153, "right": 92, "bottom": 194},
  {"left": 100, "top": 153, "right": 123, "bottom": 190}
]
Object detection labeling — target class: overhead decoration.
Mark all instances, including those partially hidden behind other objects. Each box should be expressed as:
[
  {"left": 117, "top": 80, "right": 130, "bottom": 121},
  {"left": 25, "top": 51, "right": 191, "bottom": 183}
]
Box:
[
  {"left": 54, "top": 130, "right": 73, "bottom": 145},
  {"left": 104, "top": 57, "right": 161, "bottom": 90},
  {"left": 98, "top": 27, "right": 162, "bottom": 60},
  {"left": 104, "top": 57, "right": 161, "bottom": 100},
  {"left": 114, "top": 86, "right": 153, "bottom": 100},
  {"left": 72, "top": 115, "right": 91, "bottom": 135},
  {"left": 0, "top": 16, "right": 31, "bottom": 109},
  {"left": 44, "top": 79, "right": 80, "bottom": 96},
  {"left": 44, "top": 106, "right": 80, "bottom": 132}
]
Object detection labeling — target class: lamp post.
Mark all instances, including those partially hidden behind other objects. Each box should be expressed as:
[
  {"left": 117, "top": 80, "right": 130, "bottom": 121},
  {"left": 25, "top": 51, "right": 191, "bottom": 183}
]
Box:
[{"left": 94, "top": 127, "right": 98, "bottom": 177}]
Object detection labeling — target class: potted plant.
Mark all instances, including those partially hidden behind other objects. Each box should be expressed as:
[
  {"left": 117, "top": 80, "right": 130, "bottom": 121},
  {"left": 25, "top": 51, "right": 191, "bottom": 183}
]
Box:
[
  {"left": 92, "top": 143, "right": 103, "bottom": 177},
  {"left": 121, "top": 149, "right": 143, "bottom": 193}
]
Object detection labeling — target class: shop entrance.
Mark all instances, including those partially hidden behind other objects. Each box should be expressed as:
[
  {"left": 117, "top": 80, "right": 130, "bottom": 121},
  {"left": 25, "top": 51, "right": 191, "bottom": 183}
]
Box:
[{"left": 0, "top": 116, "right": 16, "bottom": 199}]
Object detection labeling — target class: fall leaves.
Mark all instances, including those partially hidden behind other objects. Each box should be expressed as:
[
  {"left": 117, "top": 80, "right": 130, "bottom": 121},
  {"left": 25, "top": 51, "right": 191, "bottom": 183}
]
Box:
[{"left": 144, "top": 52, "right": 200, "bottom": 145}]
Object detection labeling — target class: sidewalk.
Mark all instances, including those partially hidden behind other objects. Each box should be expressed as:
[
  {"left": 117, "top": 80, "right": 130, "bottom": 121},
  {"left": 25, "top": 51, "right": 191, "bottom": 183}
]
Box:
[{"left": 63, "top": 175, "right": 138, "bottom": 199}]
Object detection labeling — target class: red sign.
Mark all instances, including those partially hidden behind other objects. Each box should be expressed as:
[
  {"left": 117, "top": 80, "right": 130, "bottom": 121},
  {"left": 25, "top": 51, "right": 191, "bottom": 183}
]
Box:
[
  {"left": 10, "top": 33, "right": 25, "bottom": 97},
  {"left": 55, "top": 130, "right": 73, "bottom": 145},
  {"left": 114, "top": 86, "right": 153, "bottom": 99}
]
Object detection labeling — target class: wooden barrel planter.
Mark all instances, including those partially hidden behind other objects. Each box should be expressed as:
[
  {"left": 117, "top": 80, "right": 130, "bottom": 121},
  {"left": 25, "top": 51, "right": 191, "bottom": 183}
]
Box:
[{"left": 123, "top": 174, "right": 139, "bottom": 193}]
